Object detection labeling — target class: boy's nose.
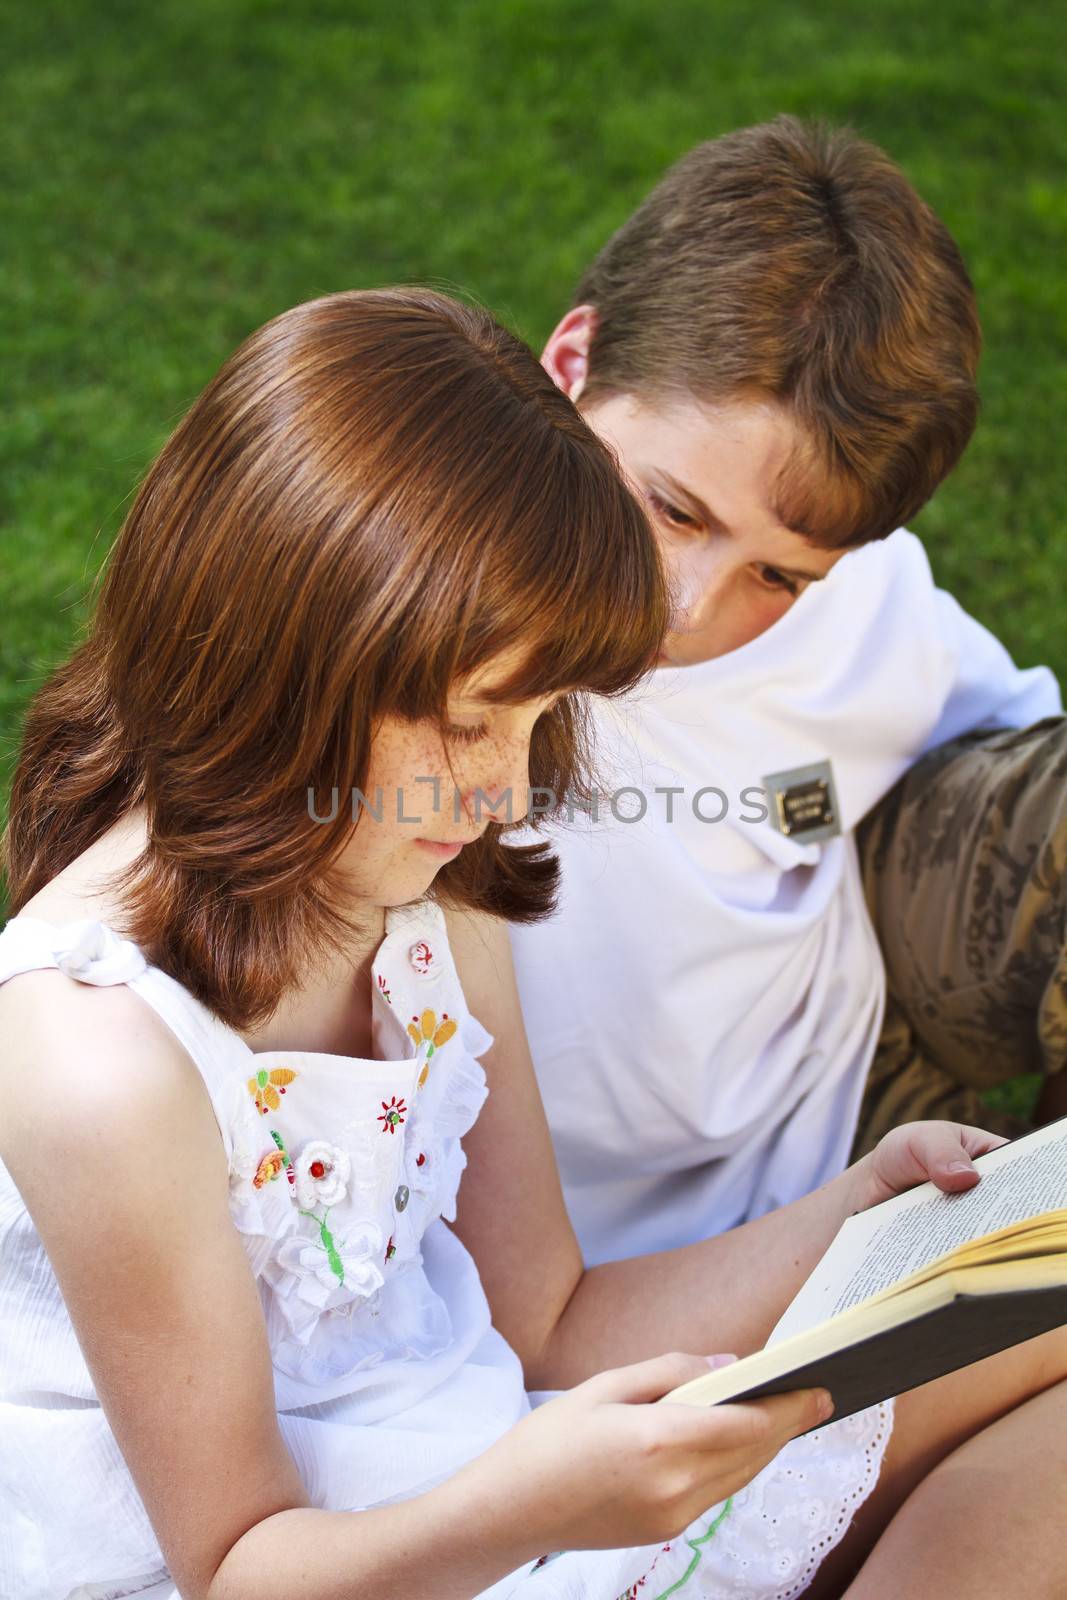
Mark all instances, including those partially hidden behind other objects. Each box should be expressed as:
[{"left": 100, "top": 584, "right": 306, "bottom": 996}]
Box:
[{"left": 669, "top": 549, "right": 729, "bottom": 635}]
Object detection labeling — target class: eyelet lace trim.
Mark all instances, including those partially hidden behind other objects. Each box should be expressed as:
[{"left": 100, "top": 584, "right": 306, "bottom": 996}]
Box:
[{"left": 682, "top": 1401, "right": 894, "bottom": 1598}]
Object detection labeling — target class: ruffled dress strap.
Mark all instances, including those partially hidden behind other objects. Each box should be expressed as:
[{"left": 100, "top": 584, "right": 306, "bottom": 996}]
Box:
[
  {"left": 372, "top": 899, "right": 494, "bottom": 1158},
  {"left": 0, "top": 915, "right": 149, "bottom": 988}
]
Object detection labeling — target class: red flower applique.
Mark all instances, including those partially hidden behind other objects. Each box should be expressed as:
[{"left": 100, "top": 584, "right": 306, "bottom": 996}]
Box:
[{"left": 378, "top": 1095, "right": 407, "bottom": 1134}]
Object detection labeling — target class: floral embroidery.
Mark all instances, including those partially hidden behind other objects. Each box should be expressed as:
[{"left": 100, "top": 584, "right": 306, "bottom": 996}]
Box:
[
  {"left": 378, "top": 1094, "right": 407, "bottom": 1133},
  {"left": 265, "top": 1127, "right": 296, "bottom": 1186},
  {"left": 253, "top": 1149, "right": 287, "bottom": 1188},
  {"left": 415, "top": 1152, "right": 426, "bottom": 1167},
  {"left": 406, "top": 1008, "right": 458, "bottom": 1089},
  {"left": 292, "top": 1140, "right": 350, "bottom": 1209},
  {"left": 530, "top": 1552, "right": 566, "bottom": 1572},
  {"left": 376, "top": 972, "right": 392, "bottom": 1004},
  {"left": 264, "top": 1129, "right": 376, "bottom": 1293},
  {"left": 276, "top": 1214, "right": 384, "bottom": 1295},
  {"left": 610, "top": 1543, "right": 675, "bottom": 1599},
  {"left": 294, "top": 1204, "right": 348, "bottom": 1285},
  {"left": 406, "top": 1008, "right": 458, "bottom": 1054},
  {"left": 408, "top": 939, "right": 440, "bottom": 979},
  {"left": 648, "top": 1501, "right": 731, "bottom": 1598},
  {"left": 385, "top": 1234, "right": 396, "bottom": 1262},
  {"left": 247, "top": 1065, "right": 299, "bottom": 1115},
  {"left": 532, "top": 1540, "right": 678, "bottom": 1595}
]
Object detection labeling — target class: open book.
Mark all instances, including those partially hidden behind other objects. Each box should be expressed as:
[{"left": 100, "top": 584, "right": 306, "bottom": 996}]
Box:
[{"left": 662, "top": 1118, "right": 1067, "bottom": 1425}]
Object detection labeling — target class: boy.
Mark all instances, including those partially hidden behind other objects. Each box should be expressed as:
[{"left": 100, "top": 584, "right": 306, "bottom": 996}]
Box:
[{"left": 508, "top": 116, "right": 1067, "bottom": 1265}]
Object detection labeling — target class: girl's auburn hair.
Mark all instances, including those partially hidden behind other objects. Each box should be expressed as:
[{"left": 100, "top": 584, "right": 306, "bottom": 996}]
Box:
[{"left": 4, "top": 288, "right": 667, "bottom": 1030}]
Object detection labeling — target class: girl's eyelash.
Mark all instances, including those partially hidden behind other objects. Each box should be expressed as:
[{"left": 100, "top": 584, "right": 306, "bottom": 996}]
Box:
[
  {"left": 444, "top": 721, "right": 490, "bottom": 744},
  {"left": 443, "top": 697, "right": 566, "bottom": 745}
]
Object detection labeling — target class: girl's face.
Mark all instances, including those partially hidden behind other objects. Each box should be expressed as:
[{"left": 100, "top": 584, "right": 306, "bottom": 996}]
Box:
[{"left": 330, "top": 645, "right": 564, "bottom": 907}]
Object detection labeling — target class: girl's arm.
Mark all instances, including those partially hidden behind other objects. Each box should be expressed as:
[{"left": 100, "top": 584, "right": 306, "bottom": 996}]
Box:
[
  {"left": 445, "top": 907, "right": 1002, "bottom": 1391},
  {"left": 0, "top": 974, "right": 526, "bottom": 1599},
  {"left": 0, "top": 971, "right": 823, "bottom": 1600}
]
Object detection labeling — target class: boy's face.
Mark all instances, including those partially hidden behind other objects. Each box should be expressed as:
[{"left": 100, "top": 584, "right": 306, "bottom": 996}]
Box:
[{"left": 543, "top": 310, "right": 846, "bottom": 665}]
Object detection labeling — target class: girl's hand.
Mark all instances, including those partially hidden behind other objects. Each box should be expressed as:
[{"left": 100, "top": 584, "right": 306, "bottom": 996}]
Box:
[
  {"left": 442, "top": 1352, "right": 832, "bottom": 1560},
  {"left": 849, "top": 1120, "right": 1010, "bottom": 1213}
]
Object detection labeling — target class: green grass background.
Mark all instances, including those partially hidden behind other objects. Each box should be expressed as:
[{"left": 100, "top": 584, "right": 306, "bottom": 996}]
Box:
[{"left": 2, "top": 2, "right": 1065, "bottom": 1117}]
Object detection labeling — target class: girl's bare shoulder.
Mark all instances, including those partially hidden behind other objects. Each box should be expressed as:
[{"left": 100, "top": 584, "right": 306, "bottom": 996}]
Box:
[{"left": 0, "top": 922, "right": 211, "bottom": 1170}]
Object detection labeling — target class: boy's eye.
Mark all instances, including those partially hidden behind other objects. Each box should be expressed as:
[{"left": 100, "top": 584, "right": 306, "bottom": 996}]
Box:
[
  {"left": 646, "top": 489, "right": 699, "bottom": 530},
  {"left": 755, "top": 564, "right": 799, "bottom": 596}
]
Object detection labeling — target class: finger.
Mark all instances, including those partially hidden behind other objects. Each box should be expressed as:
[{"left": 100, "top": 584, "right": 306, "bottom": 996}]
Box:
[
  {"left": 919, "top": 1121, "right": 988, "bottom": 1192},
  {"left": 957, "top": 1124, "right": 1012, "bottom": 1159},
  {"left": 888, "top": 1120, "right": 983, "bottom": 1193},
  {"left": 745, "top": 1386, "right": 836, "bottom": 1440},
  {"left": 684, "top": 1394, "right": 836, "bottom": 1510},
  {"left": 657, "top": 1386, "right": 833, "bottom": 1452},
  {"left": 588, "top": 1351, "right": 733, "bottom": 1405}
]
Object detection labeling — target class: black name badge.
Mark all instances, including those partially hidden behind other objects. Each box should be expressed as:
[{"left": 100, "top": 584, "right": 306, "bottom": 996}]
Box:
[{"left": 762, "top": 759, "right": 841, "bottom": 843}]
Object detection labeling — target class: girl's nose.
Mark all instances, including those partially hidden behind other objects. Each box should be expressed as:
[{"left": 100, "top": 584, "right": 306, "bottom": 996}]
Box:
[{"left": 457, "top": 745, "right": 531, "bottom": 827}]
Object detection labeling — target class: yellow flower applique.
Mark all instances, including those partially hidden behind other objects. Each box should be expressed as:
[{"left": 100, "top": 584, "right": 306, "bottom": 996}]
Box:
[
  {"left": 406, "top": 1009, "right": 458, "bottom": 1089},
  {"left": 247, "top": 1065, "right": 299, "bottom": 1115}
]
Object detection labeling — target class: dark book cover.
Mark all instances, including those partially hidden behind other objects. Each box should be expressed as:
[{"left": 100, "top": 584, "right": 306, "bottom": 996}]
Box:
[{"left": 727, "top": 1284, "right": 1067, "bottom": 1430}]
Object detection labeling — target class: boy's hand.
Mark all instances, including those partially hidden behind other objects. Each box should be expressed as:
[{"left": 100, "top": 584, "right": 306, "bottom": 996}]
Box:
[{"left": 849, "top": 1120, "right": 1010, "bottom": 1213}]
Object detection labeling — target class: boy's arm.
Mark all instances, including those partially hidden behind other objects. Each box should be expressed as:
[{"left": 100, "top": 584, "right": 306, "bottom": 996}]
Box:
[
  {"left": 876, "top": 527, "right": 1061, "bottom": 748},
  {"left": 795, "top": 528, "right": 1061, "bottom": 832},
  {"left": 921, "top": 580, "right": 1061, "bottom": 750},
  {"left": 445, "top": 905, "right": 999, "bottom": 1391}
]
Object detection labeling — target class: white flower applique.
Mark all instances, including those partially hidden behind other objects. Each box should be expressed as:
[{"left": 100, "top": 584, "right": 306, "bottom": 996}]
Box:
[
  {"left": 275, "top": 1216, "right": 385, "bottom": 1297},
  {"left": 264, "top": 1130, "right": 382, "bottom": 1293},
  {"left": 292, "top": 1139, "right": 351, "bottom": 1209},
  {"left": 407, "top": 939, "right": 441, "bottom": 981}
]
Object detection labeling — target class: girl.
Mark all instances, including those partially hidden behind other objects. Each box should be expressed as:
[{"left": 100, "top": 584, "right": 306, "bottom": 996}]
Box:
[{"left": 0, "top": 289, "right": 1063, "bottom": 1600}]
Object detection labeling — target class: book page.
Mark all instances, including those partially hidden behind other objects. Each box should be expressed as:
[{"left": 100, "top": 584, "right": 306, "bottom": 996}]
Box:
[{"left": 769, "top": 1119, "right": 1067, "bottom": 1346}]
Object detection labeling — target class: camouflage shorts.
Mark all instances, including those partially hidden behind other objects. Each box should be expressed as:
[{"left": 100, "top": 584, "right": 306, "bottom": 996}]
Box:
[{"left": 851, "top": 715, "right": 1067, "bottom": 1157}]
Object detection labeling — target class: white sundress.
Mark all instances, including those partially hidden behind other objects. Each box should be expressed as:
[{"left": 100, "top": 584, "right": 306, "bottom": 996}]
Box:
[{"left": 0, "top": 903, "right": 893, "bottom": 1600}]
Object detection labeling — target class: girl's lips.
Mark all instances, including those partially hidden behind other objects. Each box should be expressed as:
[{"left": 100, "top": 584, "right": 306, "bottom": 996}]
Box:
[{"left": 415, "top": 838, "right": 466, "bottom": 860}]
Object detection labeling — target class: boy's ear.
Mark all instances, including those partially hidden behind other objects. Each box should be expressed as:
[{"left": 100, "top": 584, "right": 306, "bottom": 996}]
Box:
[{"left": 541, "top": 305, "right": 599, "bottom": 403}]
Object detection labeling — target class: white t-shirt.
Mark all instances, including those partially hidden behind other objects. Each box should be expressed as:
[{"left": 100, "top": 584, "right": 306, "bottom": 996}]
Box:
[{"left": 510, "top": 529, "right": 1061, "bottom": 1265}]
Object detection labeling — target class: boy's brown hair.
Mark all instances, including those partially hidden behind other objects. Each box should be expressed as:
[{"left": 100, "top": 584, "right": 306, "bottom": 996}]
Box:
[
  {"left": 575, "top": 115, "right": 982, "bottom": 547},
  {"left": 4, "top": 289, "right": 666, "bottom": 1029}
]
